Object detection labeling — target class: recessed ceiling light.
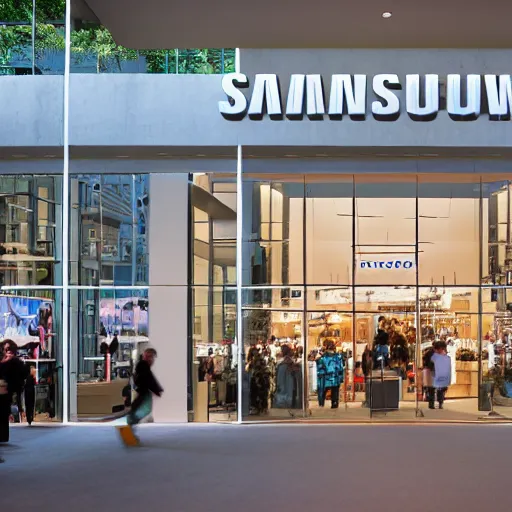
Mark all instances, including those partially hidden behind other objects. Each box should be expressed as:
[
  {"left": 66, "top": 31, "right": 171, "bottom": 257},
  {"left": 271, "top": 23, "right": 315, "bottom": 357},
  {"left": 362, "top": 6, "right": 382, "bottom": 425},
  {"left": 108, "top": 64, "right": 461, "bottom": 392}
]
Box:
[
  {"left": 196, "top": 154, "right": 206, "bottom": 157},
  {"left": 382, "top": 11, "right": 392, "bottom": 18},
  {"left": 157, "top": 152, "right": 168, "bottom": 156},
  {"left": 284, "top": 154, "right": 297, "bottom": 158},
  {"left": 116, "top": 155, "right": 129, "bottom": 158}
]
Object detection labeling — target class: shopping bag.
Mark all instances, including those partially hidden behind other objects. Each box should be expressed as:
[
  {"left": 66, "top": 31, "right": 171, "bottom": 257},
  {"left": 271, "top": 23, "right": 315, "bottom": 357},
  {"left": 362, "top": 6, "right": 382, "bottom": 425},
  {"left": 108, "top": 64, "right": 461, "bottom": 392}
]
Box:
[{"left": 116, "top": 425, "right": 140, "bottom": 447}]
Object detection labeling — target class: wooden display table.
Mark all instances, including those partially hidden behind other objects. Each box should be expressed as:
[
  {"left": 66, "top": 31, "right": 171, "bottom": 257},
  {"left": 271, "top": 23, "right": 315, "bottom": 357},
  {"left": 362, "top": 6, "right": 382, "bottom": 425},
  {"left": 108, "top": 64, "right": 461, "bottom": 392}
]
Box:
[
  {"left": 77, "top": 379, "right": 128, "bottom": 417},
  {"left": 446, "top": 361, "right": 478, "bottom": 398}
]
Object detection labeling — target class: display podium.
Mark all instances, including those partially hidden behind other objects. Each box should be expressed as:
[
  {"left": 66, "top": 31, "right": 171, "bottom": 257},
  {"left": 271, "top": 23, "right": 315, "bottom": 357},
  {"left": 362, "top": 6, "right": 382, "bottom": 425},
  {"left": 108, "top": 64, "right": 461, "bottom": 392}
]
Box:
[{"left": 367, "top": 369, "right": 400, "bottom": 413}]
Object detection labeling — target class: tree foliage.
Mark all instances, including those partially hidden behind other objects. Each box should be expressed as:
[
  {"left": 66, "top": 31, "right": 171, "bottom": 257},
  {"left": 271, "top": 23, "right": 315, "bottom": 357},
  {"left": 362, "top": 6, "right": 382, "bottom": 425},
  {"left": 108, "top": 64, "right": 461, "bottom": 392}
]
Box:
[
  {"left": 0, "top": 0, "right": 65, "bottom": 22},
  {"left": 0, "top": 0, "right": 234, "bottom": 74},
  {"left": 71, "top": 27, "right": 137, "bottom": 73}
]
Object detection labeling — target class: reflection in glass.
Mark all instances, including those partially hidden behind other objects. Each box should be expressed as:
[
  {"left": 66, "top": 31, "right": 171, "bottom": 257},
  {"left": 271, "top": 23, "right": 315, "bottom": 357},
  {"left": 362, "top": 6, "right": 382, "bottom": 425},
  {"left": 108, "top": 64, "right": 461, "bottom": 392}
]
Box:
[
  {"left": 191, "top": 174, "right": 236, "bottom": 286},
  {"left": 72, "top": 288, "right": 148, "bottom": 419},
  {"left": 0, "top": 175, "right": 62, "bottom": 286},
  {"left": 191, "top": 287, "right": 237, "bottom": 421},
  {"left": 69, "top": 174, "right": 149, "bottom": 286},
  {"left": 69, "top": 15, "right": 235, "bottom": 75},
  {"left": 0, "top": 289, "right": 62, "bottom": 422},
  {"left": 481, "top": 289, "right": 512, "bottom": 410},
  {"left": 0, "top": 2, "right": 65, "bottom": 76},
  {"left": 482, "top": 180, "right": 512, "bottom": 286},
  {"left": 242, "top": 177, "right": 304, "bottom": 286},
  {"left": 242, "top": 308, "right": 304, "bottom": 418}
]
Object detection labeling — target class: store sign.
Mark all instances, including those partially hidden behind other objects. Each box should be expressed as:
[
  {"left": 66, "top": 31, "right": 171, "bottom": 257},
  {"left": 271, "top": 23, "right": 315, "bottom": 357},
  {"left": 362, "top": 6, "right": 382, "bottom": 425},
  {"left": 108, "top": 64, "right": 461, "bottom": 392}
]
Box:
[
  {"left": 219, "top": 73, "right": 512, "bottom": 121},
  {"left": 360, "top": 260, "right": 415, "bottom": 269}
]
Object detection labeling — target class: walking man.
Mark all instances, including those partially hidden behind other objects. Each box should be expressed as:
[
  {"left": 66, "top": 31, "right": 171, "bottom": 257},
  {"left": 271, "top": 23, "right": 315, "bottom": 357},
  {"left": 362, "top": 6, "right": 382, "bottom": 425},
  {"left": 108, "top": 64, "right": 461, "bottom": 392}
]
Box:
[{"left": 118, "top": 348, "right": 163, "bottom": 445}]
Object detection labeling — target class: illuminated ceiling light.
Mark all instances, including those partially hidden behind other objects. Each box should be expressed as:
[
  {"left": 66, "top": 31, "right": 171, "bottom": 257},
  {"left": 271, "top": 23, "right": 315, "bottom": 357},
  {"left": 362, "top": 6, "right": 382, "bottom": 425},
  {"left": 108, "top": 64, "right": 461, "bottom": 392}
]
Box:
[{"left": 382, "top": 11, "right": 392, "bottom": 18}]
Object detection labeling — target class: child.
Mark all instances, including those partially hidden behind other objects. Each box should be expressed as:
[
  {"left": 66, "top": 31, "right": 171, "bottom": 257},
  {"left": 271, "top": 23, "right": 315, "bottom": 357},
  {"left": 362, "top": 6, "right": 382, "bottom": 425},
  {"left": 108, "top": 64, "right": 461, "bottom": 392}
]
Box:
[{"left": 429, "top": 341, "right": 452, "bottom": 410}]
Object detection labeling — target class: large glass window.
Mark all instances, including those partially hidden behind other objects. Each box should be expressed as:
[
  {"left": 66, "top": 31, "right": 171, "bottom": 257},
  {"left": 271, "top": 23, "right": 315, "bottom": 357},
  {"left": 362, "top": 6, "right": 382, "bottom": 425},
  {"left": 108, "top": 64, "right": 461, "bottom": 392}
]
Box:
[
  {"left": 306, "top": 176, "right": 353, "bottom": 285},
  {"left": 0, "top": 1, "right": 65, "bottom": 76},
  {"left": 0, "top": 175, "right": 62, "bottom": 286},
  {"left": 236, "top": 172, "right": 512, "bottom": 421},
  {"left": 355, "top": 176, "right": 417, "bottom": 286},
  {"left": 0, "top": 288, "right": 62, "bottom": 422},
  {"left": 242, "top": 176, "right": 304, "bottom": 287},
  {"left": 69, "top": 174, "right": 149, "bottom": 286},
  {"left": 70, "top": 288, "right": 148, "bottom": 420},
  {"left": 418, "top": 177, "right": 480, "bottom": 286},
  {"left": 189, "top": 173, "right": 238, "bottom": 421}
]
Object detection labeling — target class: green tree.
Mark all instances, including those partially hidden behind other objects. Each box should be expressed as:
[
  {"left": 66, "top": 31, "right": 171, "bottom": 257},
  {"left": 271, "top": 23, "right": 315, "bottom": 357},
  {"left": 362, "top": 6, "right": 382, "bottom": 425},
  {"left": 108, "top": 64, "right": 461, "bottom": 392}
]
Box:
[
  {"left": 71, "top": 27, "right": 137, "bottom": 73},
  {"left": 0, "top": 26, "right": 26, "bottom": 68},
  {"left": 0, "top": 0, "right": 65, "bottom": 22},
  {"left": 35, "top": 0, "right": 65, "bottom": 21}
]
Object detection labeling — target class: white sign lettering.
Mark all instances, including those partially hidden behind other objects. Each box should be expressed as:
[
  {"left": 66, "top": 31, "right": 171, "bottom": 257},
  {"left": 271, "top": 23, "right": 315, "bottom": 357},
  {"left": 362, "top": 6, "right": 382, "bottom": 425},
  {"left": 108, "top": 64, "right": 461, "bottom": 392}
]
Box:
[{"left": 219, "top": 73, "right": 512, "bottom": 121}]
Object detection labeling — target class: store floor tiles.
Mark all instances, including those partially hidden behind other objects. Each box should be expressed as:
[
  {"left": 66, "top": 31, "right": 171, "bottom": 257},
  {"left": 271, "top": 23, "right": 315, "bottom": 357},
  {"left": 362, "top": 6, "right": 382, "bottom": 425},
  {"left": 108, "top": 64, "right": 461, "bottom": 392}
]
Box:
[{"left": 209, "top": 398, "right": 512, "bottom": 423}]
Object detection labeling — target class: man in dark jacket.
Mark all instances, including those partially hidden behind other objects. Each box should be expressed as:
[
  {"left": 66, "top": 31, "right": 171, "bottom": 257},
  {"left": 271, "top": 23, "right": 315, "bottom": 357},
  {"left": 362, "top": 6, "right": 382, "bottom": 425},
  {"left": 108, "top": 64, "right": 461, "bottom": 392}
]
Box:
[
  {"left": 127, "top": 348, "right": 163, "bottom": 426},
  {"left": 0, "top": 340, "right": 28, "bottom": 443}
]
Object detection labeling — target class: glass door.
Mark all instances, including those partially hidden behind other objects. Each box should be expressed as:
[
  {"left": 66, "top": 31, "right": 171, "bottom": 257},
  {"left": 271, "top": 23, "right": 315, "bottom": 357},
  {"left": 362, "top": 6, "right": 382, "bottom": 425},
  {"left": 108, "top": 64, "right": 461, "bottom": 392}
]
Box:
[{"left": 355, "top": 287, "right": 418, "bottom": 418}]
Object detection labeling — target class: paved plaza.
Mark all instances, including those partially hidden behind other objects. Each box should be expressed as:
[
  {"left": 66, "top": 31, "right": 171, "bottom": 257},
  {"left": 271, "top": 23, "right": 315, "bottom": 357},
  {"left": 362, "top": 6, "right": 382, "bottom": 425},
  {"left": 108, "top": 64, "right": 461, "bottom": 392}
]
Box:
[{"left": 1, "top": 423, "right": 510, "bottom": 512}]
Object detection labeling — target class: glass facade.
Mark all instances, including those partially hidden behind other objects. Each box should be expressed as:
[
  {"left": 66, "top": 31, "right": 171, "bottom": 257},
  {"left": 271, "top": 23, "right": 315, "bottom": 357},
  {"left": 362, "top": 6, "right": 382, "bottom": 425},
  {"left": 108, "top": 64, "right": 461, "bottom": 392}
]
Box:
[
  {"left": 1, "top": 3, "right": 511, "bottom": 425},
  {"left": 235, "top": 174, "right": 512, "bottom": 421}
]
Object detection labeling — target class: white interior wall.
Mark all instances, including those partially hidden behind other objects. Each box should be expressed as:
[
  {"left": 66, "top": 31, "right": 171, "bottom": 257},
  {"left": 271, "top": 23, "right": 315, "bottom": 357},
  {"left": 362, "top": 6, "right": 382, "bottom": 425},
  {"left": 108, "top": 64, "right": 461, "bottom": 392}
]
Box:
[{"left": 289, "top": 196, "right": 483, "bottom": 288}]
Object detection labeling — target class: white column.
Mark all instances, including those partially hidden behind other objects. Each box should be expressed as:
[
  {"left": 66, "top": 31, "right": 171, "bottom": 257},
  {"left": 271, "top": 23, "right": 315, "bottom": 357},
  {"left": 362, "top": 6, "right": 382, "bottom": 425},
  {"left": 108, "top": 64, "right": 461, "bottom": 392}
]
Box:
[{"left": 149, "top": 173, "right": 189, "bottom": 422}]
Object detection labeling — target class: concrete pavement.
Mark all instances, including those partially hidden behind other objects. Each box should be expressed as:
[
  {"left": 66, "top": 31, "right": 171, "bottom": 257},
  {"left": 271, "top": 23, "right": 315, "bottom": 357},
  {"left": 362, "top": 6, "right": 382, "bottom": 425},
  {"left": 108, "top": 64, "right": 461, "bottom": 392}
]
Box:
[{"left": 1, "top": 423, "right": 510, "bottom": 511}]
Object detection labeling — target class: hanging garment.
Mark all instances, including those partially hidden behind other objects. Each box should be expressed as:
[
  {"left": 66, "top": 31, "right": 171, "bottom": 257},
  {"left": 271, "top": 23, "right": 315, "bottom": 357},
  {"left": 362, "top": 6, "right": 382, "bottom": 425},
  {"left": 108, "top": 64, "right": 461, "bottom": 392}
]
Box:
[
  {"left": 316, "top": 351, "right": 344, "bottom": 388},
  {"left": 273, "top": 357, "right": 302, "bottom": 409},
  {"left": 431, "top": 353, "right": 452, "bottom": 389},
  {"left": 248, "top": 354, "right": 270, "bottom": 414},
  {"left": 447, "top": 343, "right": 457, "bottom": 385},
  {"left": 488, "top": 342, "right": 496, "bottom": 370},
  {"left": 308, "top": 360, "right": 317, "bottom": 394}
]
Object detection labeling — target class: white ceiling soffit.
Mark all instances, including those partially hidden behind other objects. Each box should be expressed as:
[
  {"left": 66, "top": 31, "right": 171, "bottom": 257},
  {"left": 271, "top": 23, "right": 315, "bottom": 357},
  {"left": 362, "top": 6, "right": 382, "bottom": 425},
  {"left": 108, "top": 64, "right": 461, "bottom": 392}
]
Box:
[{"left": 76, "top": 0, "right": 512, "bottom": 49}]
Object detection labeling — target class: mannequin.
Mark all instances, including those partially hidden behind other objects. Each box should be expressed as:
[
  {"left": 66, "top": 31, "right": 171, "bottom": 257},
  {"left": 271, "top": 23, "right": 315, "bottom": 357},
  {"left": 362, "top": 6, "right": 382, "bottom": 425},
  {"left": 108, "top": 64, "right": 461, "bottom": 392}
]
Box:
[
  {"left": 373, "top": 320, "right": 389, "bottom": 369},
  {"left": 246, "top": 347, "right": 270, "bottom": 415},
  {"left": 446, "top": 338, "right": 457, "bottom": 385},
  {"left": 316, "top": 341, "right": 344, "bottom": 409},
  {"left": 487, "top": 338, "right": 496, "bottom": 371},
  {"left": 273, "top": 345, "right": 302, "bottom": 409}
]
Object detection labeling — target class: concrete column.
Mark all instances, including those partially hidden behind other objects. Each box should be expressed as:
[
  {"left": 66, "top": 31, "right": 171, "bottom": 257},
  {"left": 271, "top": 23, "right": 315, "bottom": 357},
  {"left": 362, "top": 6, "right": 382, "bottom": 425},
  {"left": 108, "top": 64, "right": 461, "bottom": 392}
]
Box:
[{"left": 149, "top": 173, "right": 189, "bottom": 422}]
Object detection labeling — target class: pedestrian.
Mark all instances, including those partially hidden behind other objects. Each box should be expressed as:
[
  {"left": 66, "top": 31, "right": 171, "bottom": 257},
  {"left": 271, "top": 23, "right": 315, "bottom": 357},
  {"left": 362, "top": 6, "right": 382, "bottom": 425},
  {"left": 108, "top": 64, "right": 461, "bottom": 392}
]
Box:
[
  {"left": 429, "top": 341, "right": 452, "bottom": 410},
  {"left": 117, "top": 348, "right": 163, "bottom": 445},
  {"left": 0, "top": 340, "right": 28, "bottom": 443}
]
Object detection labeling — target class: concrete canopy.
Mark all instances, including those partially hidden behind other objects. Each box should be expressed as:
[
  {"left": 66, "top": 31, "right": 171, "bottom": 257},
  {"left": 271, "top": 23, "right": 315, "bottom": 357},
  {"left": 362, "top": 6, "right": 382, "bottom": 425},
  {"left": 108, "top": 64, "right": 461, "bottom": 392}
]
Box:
[{"left": 74, "top": 0, "right": 512, "bottom": 49}]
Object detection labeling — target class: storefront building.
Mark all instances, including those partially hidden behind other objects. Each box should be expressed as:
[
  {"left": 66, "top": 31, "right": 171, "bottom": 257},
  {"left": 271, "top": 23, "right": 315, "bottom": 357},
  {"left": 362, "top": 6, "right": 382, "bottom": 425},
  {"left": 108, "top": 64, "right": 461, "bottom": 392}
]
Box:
[{"left": 2, "top": 3, "right": 512, "bottom": 423}]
